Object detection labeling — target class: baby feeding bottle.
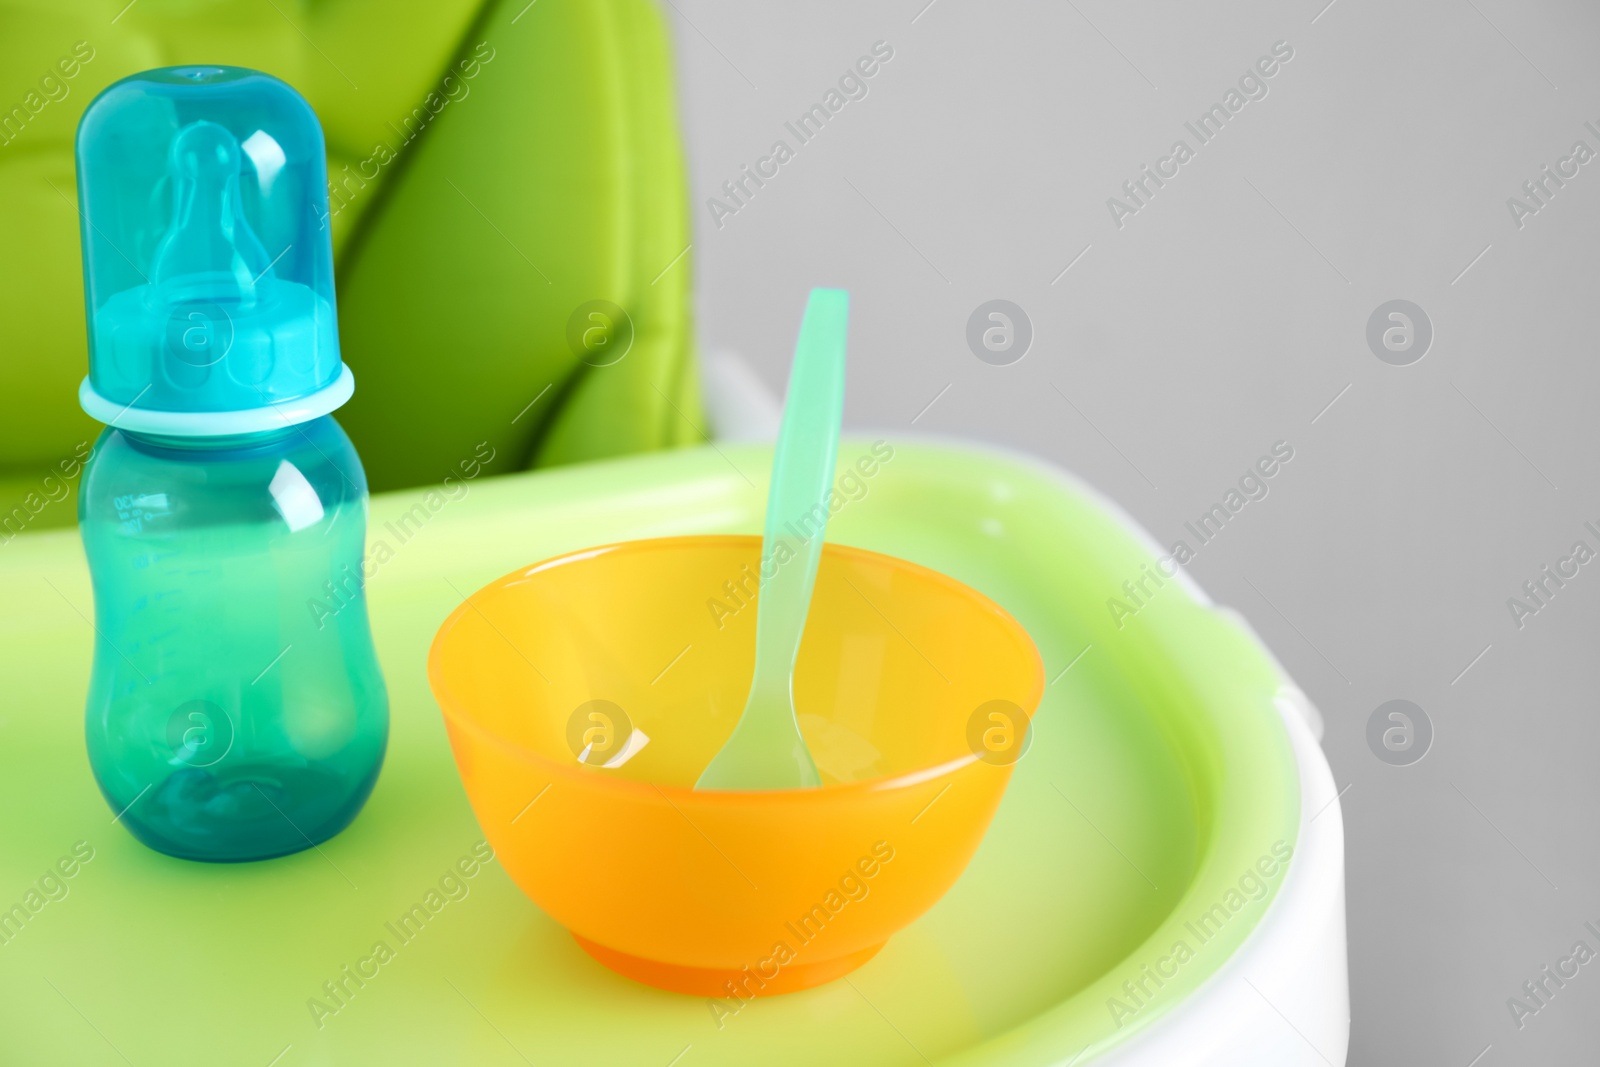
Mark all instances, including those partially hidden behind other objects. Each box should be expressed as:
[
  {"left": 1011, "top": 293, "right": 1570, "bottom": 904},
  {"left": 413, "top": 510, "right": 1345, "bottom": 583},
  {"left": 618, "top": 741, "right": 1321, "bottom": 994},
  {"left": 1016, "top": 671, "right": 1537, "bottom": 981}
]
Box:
[{"left": 72, "top": 68, "right": 387, "bottom": 862}]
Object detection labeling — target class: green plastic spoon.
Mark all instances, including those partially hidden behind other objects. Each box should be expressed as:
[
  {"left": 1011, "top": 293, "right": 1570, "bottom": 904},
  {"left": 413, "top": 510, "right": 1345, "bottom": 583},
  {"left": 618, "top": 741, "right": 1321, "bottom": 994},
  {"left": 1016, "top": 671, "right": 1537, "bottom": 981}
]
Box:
[{"left": 696, "top": 288, "right": 849, "bottom": 790}]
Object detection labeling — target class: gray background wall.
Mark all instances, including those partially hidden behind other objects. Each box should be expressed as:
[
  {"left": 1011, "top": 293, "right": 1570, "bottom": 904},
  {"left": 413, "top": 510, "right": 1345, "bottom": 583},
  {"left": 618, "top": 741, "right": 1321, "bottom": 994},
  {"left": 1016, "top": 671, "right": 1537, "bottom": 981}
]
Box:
[{"left": 669, "top": 1, "right": 1600, "bottom": 1063}]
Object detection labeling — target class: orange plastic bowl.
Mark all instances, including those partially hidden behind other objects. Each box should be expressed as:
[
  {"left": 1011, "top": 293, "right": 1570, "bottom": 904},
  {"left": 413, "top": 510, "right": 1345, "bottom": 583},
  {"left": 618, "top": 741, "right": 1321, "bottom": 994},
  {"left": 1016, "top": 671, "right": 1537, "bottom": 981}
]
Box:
[{"left": 427, "top": 535, "right": 1043, "bottom": 996}]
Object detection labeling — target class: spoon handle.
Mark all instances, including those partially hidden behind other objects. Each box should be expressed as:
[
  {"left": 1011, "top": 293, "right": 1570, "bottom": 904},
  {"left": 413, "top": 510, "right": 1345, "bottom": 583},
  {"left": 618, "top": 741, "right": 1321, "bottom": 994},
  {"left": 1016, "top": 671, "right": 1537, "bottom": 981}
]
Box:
[{"left": 749, "top": 288, "right": 848, "bottom": 706}]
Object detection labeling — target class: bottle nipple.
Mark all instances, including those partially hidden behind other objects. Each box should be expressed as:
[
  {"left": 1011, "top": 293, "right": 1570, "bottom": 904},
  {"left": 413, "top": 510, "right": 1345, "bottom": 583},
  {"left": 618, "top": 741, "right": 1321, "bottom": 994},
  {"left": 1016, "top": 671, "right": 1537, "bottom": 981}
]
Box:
[
  {"left": 149, "top": 121, "right": 275, "bottom": 308},
  {"left": 76, "top": 67, "right": 348, "bottom": 421}
]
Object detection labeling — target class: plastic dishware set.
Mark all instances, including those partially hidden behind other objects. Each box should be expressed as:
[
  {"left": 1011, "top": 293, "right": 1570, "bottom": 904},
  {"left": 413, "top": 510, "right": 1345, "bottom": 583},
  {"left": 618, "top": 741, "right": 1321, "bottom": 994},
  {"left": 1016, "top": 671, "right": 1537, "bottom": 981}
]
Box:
[{"left": 52, "top": 63, "right": 1348, "bottom": 1065}]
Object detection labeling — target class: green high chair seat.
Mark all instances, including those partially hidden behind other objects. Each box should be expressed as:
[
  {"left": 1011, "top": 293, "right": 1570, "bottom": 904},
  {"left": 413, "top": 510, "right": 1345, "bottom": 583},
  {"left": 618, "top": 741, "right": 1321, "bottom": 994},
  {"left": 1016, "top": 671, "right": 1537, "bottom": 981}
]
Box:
[{"left": 0, "top": 0, "right": 701, "bottom": 533}]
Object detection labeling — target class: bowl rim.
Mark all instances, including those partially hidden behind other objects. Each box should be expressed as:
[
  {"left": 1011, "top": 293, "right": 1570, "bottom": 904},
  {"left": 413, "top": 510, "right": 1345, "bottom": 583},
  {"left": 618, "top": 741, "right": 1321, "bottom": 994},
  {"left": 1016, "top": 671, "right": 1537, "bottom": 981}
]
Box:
[{"left": 426, "top": 534, "right": 1046, "bottom": 804}]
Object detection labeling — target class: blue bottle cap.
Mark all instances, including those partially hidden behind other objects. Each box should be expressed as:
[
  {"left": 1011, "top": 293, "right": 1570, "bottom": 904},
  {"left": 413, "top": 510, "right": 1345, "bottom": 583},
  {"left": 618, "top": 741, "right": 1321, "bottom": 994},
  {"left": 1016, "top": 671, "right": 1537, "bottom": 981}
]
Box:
[{"left": 75, "top": 67, "right": 351, "bottom": 435}]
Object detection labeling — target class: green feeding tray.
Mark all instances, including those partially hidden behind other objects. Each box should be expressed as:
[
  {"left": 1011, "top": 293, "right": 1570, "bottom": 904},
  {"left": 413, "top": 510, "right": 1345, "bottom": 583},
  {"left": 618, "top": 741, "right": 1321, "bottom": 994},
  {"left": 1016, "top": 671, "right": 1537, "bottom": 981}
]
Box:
[{"left": 0, "top": 440, "right": 1348, "bottom": 1064}]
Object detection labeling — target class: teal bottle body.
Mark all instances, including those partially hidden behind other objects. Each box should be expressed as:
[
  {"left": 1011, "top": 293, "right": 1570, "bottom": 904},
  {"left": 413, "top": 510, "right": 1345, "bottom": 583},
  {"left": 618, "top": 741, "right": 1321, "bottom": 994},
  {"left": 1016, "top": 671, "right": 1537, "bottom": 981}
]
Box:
[{"left": 79, "top": 415, "right": 387, "bottom": 862}]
